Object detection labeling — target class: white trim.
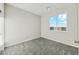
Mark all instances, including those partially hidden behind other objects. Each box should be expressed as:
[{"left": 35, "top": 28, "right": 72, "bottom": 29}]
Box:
[
  {"left": 41, "top": 36, "right": 79, "bottom": 48},
  {"left": 5, "top": 36, "right": 40, "bottom": 47}
]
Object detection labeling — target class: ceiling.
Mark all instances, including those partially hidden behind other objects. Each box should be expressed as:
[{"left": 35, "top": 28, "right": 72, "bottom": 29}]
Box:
[{"left": 8, "top": 3, "right": 76, "bottom": 16}]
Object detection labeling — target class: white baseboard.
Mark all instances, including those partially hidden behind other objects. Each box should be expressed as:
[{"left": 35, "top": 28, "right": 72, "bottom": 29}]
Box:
[
  {"left": 5, "top": 36, "right": 40, "bottom": 48},
  {"left": 5, "top": 36, "right": 79, "bottom": 48},
  {"left": 41, "top": 36, "right": 79, "bottom": 48}
]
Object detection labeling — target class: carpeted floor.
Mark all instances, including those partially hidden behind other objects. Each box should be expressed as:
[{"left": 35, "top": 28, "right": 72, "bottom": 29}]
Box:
[{"left": 0, "top": 37, "right": 78, "bottom": 55}]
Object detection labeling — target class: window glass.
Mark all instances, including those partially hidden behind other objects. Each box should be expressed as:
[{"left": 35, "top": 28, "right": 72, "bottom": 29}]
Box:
[{"left": 49, "top": 13, "right": 67, "bottom": 31}]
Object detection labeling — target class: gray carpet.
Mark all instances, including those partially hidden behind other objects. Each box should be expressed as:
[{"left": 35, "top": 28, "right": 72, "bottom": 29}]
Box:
[{"left": 0, "top": 37, "right": 78, "bottom": 55}]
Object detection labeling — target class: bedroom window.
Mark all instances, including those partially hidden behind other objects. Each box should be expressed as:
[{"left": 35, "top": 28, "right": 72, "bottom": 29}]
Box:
[{"left": 49, "top": 13, "right": 67, "bottom": 31}]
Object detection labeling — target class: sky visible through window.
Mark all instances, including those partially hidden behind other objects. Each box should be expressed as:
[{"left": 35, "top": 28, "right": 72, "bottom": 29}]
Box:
[{"left": 49, "top": 13, "right": 67, "bottom": 27}]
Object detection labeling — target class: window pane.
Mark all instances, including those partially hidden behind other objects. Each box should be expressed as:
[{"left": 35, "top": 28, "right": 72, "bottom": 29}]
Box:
[
  {"left": 49, "top": 13, "right": 67, "bottom": 31},
  {"left": 49, "top": 16, "right": 57, "bottom": 27},
  {"left": 57, "top": 13, "right": 67, "bottom": 27}
]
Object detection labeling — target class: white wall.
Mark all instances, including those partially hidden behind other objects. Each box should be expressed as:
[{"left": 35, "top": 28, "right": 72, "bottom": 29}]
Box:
[
  {"left": 78, "top": 4, "right": 79, "bottom": 54},
  {"left": 4, "top": 3, "right": 79, "bottom": 48},
  {"left": 41, "top": 4, "right": 79, "bottom": 48},
  {"left": 5, "top": 4, "right": 41, "bottom": 47},
  {"left": 0, "top": 3, "right": 4, "bottom": 51},
  {"left": 78, "top": 4, "right": 79, "bottom": 41}
]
